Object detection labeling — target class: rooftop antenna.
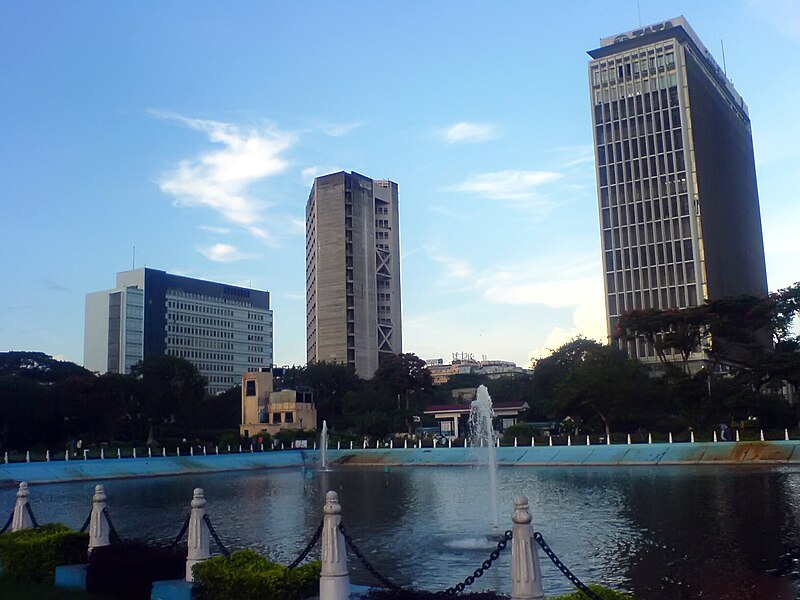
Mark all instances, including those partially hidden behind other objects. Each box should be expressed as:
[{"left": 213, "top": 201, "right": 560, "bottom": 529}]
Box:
[
  {"left": 637, "top": 0, "right": 642, "bottom": 27},
  {"left": 720, "top": 39, "right": 727, "bottom": 75},
  {"left": 132, "top": 246, "right": 135, "bottom": 270}
]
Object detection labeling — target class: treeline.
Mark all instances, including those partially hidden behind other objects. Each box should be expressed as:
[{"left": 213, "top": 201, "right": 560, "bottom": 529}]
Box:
[{"left": 0, "top": 354, "right": 239, "bottom": 451}]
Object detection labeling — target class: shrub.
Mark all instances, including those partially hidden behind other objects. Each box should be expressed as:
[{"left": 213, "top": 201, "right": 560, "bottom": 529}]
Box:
[
  {"left": 550, "top": 584, "right": 632, "bottom": 599},
  {"left": 193, "top": 549, "right": 320, "bottom": 600},
  {"left": 0, "top": 523, "right": 87, "bottom": 583},
  {"left": 86, "top": 541, "right": 184, "bottom": 599}
]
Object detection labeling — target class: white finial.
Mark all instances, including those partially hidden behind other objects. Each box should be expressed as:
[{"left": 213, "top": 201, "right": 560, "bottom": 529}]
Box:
[
  {"left": 320, "top": 491, "right": 350, "bottom": 600},
  {"left": 88, "top": 485, "right": 110, "bottom": 552},
  {"left": 11, "top": 482, "right": 34, "bottom": 532},
  {"left": 510, "top": 495, "right": 545, "bottom": 600},
  {"left": 185, "top": 488, "right": 210, "bottom": 581}
]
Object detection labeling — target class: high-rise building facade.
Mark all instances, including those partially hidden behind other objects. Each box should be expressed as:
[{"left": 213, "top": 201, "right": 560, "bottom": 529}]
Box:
[
  {"left": 84, "top": 268, "right": 273, "bottom": 394},
  {"left": 588, "top": 17, "right": 768, "bottom": 365},
  {"left": 306, "top": 171, "right": 402, "bottom": 378}
]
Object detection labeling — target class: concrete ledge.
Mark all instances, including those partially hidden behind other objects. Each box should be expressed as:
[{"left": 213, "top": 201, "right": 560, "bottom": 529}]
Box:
[
  {"left": 54, "top": 564, "right": 86, "bottom": 590},
  {"left": 151, "top": 578, "right": 194, "bottom": 600}
]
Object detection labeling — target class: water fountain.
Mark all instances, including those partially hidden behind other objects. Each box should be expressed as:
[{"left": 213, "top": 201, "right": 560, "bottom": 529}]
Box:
[
  {"left": 469, "top": 385, "right": 499, "bottom": 530},
  {"left": 320, "top": 420, "right": 329, "bottom": 471}
]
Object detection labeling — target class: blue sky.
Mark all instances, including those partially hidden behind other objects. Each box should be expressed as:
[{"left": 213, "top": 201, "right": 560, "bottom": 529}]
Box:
[{"left": 1, "top": 0, "right": 798, "bottom": 368}]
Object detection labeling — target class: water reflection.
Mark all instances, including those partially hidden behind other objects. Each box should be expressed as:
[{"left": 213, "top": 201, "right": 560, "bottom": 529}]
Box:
[{"left": 2, "top": 465, "right": 798, "bottom": 598}]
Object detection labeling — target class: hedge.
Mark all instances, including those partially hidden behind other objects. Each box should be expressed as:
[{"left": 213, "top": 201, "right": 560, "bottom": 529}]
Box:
[
  {"left": 193, "top": 549, "right": 320, "bottom": 600},
  {"left": 551, "top": 584, "right": 632, "bottom": 599},
  {"left": 0, "top": 523, "right": 87, "bottom": 582}
]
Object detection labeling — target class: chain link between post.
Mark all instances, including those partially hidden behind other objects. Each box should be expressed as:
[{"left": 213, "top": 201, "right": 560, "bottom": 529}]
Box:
[
  {"left": 170, "top": 514, "right": 191, "bottom": 547},
  {"left": 439, "top": 530, "right": 513, "bottom": 595},
  {"left": 338, "top": 522, "right": 402, "bottom": 591},
  {"left": 534, "top": 531, "right": 603, "bottom": 600},
  {"left": 288, "top": 519, "right": 324, "bottom": 569},
  {"left": 0, "top": 510, "right": 13, "bottom": 534},
  {"left": 202, "top": 513, "right": 230, "bottom": 557}
]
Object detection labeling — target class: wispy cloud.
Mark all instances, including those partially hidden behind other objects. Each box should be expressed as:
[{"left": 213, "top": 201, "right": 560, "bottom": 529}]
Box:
[
  {"left": 316, "top": 120, "right": 365, "bottom": 137},
  {"left": 199, "top": 225, "right": 232, "bottom": 235},
  {"left": 42, "top": 279, "right": 72, "bottom": 292},
  {"left": 440, "top": 122, "right": 499, "bottom": 143},
  {"left": 197, "top": 243, "right": 254, "bottom": 263},
  {"left": 425, "top": 246, "right": 474, "bottom": 280},
  {"left": 301, "top": 166, "right": 342, "bottom": 186},
  {"left": 154, "top": 111, "right": 295, "bottom": 239},
  {"left": 451, "top": 170, "right": 563, "bottom": 201}
]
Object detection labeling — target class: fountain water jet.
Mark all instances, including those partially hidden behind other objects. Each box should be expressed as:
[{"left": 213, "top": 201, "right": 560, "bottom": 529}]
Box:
[
  {"left": 469, "top": 385, "right": 499, "bottom": 530},
  {"left": 320, "top": 420, "right": 329, "bottom": 471}
]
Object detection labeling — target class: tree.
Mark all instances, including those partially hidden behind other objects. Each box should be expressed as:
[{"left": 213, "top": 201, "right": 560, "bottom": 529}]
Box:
[
  {"left": 282, "top": 362, "right": 362, "bottom": 428},
  {"left": 130, "top": 355, "right": 207, "bottom": 444},
  {"left": 552, "top": 344, "right": 659, "bottom": 438},
  {"left": 372, "top": 353, "right": 432, "bottom": 433}
]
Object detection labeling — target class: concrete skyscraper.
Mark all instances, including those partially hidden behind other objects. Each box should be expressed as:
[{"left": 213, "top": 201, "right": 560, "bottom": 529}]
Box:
[
  {"left": 306, "top": 171, "right": 402, "bottom": 378},
  {"left": 588, "top": 17, "right": 768, "bottom": 366},
  {"left": 85, "top": 268, "right": 273, "bottom": 394}
]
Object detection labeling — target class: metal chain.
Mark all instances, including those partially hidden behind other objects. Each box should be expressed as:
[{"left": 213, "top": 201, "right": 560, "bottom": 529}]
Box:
[
  {"left": 25, "top": 502, "right": 39, "bottom": 528},
  {"left": 202, "top": 514, "right": 230, "bottom": 557},
  {"left": 171, "top": 514, "right": 191, "bottom": 547},
  {"left": 440, "top": 530, "right": 513, "bottom": 595},
  {"left": 79, "top": 509, "right": 92, "bottom": 533},
  {"left": 288, "top": 519, "right": 324, "bottom": 569},
  {"left": 102, "top": 507, "right": 121, "bottom": 544},
  {"left": 534, "top": 532, "right": 603, "bottom": 600},
  {"left": 0, "top": 510, "right": 13, "bottom": 534},
  {"left": 338, "top": 522, "right": 402, "bottom": 591}
]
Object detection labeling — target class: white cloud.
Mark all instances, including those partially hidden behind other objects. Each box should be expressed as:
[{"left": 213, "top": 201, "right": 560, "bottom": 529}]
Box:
[
  {"left": 154, "top": 111, "right": 295, "bottom": 238},
  {"left": 197, "top": 243, "right": 254, "bottom": 263},
  {"left": 318, "top": 121, "right": 364, "bottom": 137},
  {"left": 425, "top": 246, "right": 474, "bottom": 280},
  {"left": 199, "top": 225, "right": 231, "bottom": 235},
  {"left": 451, "top": 170, "right": 563, "bottom": 201},
  {"left": 301, "top": 166, "right": 342, "bottom": 186},
  {"left": 440, "top": 122, "right": 499, "bottom": 143},
  {"left": 527, "top": 300, "right": 608, "bottom": 364}
]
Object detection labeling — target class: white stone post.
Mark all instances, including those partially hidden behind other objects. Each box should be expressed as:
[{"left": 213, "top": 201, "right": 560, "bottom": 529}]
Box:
[
  {"left": 606, "top": 434, "right": 610, "bottom": 446},
  {"left": 177, "top": 447, "right": 181, "bottom": 456},
  {"left": 250, "top": 444, "right": 254, "bottom": 453},
  {"left": 786, "top": 429, "right": 790, "bottom": 441},
  {"left": 510, "top": 495, "right": 545, "bottom": 600},
  {"left": 11, "top": 482, "right": 34, "bottom": 532},
  {"left": 163, "top": 448, "right": 167, "bottom": 457},
  {"left": 238, "top": 445, "right": 242, "bottom": 453},
  {"left": 100, "top": 448, "right": 105, "bottom": 459},
  {"left": 713, "top": 431, "right": 718, "bottom": 443},
  {"left": 690, "top": 431, "right": 695, "bottom": 443},
  {"left": 735, "top": 430, "right": 740, "bottom": 442},
  {"left": 319, "top": 491, "right": 350, "bottom": 600},
  {"left": 496, "top": 438, "right": 500, "bottom": 448},
  {"left": 433, "top": 438, "right": 437, "bottom": 449},
  {"left": 46, "top": 450, "right": 50, "bottom": 462},
  {"left": 65, "top": 450, "right": 70, "bottom": 461},
  {"left": 3, "top": 452, "right": 7, "bottom": 463},
  {"left": 227, "top": 445, "right": 230, "bottom": 453},
  {"left": 363, "top": 439, "right": 367, "bottom": 449},
  {"left": 132, "top": 448, "right": 137, "bottom": 459},
  {"left": 514, "top": 437, "right": 518, "bottom": 448},
  {"left": 760, "top": 429, "right": 765, "bottom": 441},
  {"left": 586, "top": 435, "right": 591, "bottom": 446},
  {"left": 567, "top": 435, "right": 571, "bottom": 447},
  {"left": 215, "top": 446, "right": 219, "bottom": 454},
  {"left": 531, "top": 437, "right": 535, "bottom": 447},
  {"left": 548, "top": 436, "right": 552, "bottom": 447},
  {"left": 25, "top": 451, "right": 30, "bottom": 463},
  {"left": 669, "top": 432, "right": 673, "bottom": 444},
  {"left": 648, "top": 433, "right": 652, "bottom": 444},
  {"left": 190, "top": 446, "right": 194, "bottom": 457},
  {"left": 204, "top": 446, "right": 208, "bottom": 455},
  {"left": 449, "top": 438, "right": 452, "bottom": 448},
  {"left": 117, "top": 448, "right": 121, "bottom": 459},
  {"left": 84, "top": 449, "right": 89, "bottom": 460},
  {"left": 148, "top": 447, "right": 152, "bottom": 458},
  {"left": 404, "top": 439, "right": 408, "bottom": 449},
  {"left": 88, "top": 485, "right": 110, "bottom": 552},
  {"left": 627, "top": 434, "right": 632, "bottom": 445},
  {"left": 337, "top": 441, "right": 341, "bottom": 450},
  {"left": 185, "top": 488, "right": 211, "bottom": 582}
]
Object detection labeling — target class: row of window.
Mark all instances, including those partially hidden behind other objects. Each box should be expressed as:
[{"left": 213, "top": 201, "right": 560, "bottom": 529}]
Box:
[
  {"left": 167, "top": 325, "right": 234, "bottom": 339},
  {"left": 169, "top": 313, "right": 233, "bottom": 328},
  {"left": 602, "top": 191, "right": 691, "bottom": 226},
  {"left": 607, "top": 261, "right": 697, "bottom": 294},
  {"left": 167, "top": 299, "right": 233, "bottom": 316},
  {"left": 592, "top": 47, "right": 675, "bottom": 87},
  {"left": 592, "top": 72, "right": 678, "bottom": 105},
  {"left": 608, "top": 284, "right": 698, "bottom": 317},
  {"left": 605, "top": 240, "right": 695, "bottom": 273}
]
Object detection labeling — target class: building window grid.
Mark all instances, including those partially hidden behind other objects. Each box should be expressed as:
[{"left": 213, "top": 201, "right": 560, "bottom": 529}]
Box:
[{"left": 594, "top": 43, "right": 698, "bottom": 358}]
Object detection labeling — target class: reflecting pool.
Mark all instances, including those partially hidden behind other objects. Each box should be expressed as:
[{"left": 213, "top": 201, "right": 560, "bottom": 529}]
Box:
[{"left": 2, "top": 464, "right": 799, "bottom": 599}]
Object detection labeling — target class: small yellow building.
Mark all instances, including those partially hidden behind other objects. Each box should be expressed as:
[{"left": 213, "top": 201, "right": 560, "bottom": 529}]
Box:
[{"left": 239, "top": 370, "right": 316, "bottom": 439}]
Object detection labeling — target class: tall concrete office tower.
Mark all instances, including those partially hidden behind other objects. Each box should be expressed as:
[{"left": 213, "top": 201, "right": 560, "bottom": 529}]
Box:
[
  {"left": 588, "top": 17, "right": 768, "bottom": 365},
  {"left": 306, "top": 171, "right": 402, "bottom": 378}
]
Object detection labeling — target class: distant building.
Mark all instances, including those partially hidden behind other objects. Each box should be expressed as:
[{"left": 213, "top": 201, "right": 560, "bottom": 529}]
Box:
[
  {"left": 239, "top": 369, "right": 316, "bottom": 438},
  {"left": 588, "top": 17, "right": 769, "bottom": 367},
  {"left": 425, "top": 355, "right": 530, "bottom": 385},
  {"left": 84, "top": 268, "right": 273, "bottom": 394},
  {"left": 424, "top": 398, "right": 529, "bottom": 439},
  {"left": 306, "top": 171, "right": 402, "bottom": 378}
]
